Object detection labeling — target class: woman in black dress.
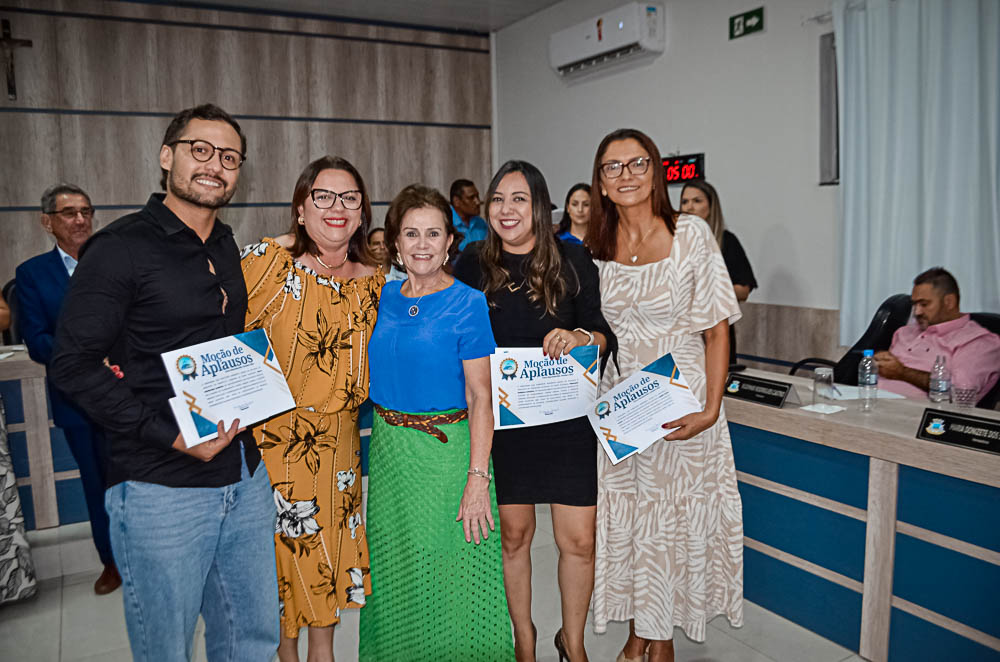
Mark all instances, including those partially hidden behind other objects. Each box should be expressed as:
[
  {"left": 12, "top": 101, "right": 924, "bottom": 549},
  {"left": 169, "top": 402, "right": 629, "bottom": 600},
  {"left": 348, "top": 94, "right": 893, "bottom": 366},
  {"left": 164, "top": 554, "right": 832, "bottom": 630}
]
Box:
[
  {"left": 455, "top": 161, "right": 614, "bottom": 662},
  {"left": 679, "top": 181, "right": 757, "bottom": 364}
]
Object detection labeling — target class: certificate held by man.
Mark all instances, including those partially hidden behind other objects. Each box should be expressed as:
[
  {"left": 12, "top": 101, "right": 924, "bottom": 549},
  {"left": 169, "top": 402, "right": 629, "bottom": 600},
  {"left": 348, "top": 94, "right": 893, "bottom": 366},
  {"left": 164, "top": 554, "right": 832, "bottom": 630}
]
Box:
[
  {"left": 161, "top": 328, "right": 295, "bottom": 447},
  {"left": 589, "top": 353, "right": 703, "bottom": 464},
  {"left": 491, "top": 345, "right": 599, "bottom": 429}
]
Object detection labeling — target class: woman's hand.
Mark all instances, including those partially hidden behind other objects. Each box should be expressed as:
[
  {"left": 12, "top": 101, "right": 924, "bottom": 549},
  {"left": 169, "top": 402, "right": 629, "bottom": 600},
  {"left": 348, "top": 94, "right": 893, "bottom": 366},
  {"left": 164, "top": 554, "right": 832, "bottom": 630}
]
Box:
[
  {"left": 456, "top": 475, "right": 494, "bottom": 544},
  {"left": 661, "top": 409, "right": 719, "bottom": 441},
  {"left": 542, "top": 327, "right": 587, "bottom": 359}
]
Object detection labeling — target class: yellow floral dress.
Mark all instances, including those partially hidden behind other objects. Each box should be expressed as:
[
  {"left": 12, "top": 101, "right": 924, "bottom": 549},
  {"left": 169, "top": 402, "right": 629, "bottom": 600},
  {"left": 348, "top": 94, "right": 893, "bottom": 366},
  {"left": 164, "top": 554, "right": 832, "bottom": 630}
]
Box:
[{"left": 241, "top": 238, "right": 384, "bottom": 638}]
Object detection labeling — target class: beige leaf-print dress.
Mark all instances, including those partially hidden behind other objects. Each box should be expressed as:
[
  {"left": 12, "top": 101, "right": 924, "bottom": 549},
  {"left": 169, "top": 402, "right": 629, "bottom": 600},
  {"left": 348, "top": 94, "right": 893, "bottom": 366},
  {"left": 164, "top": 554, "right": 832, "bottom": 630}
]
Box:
[{"left": 593, "top": 215, "right": 744, "bottom": 642}]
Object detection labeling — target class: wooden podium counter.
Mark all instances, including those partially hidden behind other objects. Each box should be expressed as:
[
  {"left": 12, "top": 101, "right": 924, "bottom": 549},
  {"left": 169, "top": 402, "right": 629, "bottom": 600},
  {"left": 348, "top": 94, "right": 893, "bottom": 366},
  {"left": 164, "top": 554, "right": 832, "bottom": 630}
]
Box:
[{"left": 725, "top": 369, "right": 1000, "bottom": 662}]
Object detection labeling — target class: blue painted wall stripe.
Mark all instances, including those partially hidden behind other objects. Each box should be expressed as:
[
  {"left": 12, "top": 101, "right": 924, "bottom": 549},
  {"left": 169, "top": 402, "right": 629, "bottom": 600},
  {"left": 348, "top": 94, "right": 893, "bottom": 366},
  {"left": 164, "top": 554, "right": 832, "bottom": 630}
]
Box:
[
  {"left": 893, "top": 533, "right": 1000, "bottom": 640},
  {"left": 0, "top": 107, "right": 491, "bottom": 130},
  {"left": 744, "top": 546, "right": 862, "bottom": 653},
  {"left": 739, "top": 482, "right": 867, "bottom": 582},
  {"left": 16, "top": 485, "right": 35, "bottom": 531},
  {"left": 889, "top": 607, "right": 1000, "bottom": 662},
  {"left": 730, "top": 423, "right": 870, "bottom": 510},
  {"left": 897, "top": 465, "right": 1000, "bottom": 554},
  {"left": 1, "top": 5, "right": 490, "bottom": 52}
]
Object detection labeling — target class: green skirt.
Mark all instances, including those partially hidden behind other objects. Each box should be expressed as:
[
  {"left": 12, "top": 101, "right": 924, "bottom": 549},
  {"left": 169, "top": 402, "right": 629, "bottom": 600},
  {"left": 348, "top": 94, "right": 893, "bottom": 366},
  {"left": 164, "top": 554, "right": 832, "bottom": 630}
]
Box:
[{"left": 359, "top": 408, "right": 514, "bottom": 662}]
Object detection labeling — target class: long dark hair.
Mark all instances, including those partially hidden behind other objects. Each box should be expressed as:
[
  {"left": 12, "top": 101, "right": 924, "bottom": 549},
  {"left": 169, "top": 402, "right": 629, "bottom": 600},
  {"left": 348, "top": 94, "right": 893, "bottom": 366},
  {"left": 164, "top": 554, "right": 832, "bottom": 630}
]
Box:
[
  {"left": 556, "top": 183, "right": 591, "bottom": 235},
  {"left": 585, "top": 128, "right": 676, "bottom": 261},
  {"left": 481, "top": 160, "right": 568, "bottom": 316},
  {"left": 288, "top": 156, "right": 374, "bottom": 265},
  {"left": 681, "top": 180, "right": 726, "bottom": 247}
]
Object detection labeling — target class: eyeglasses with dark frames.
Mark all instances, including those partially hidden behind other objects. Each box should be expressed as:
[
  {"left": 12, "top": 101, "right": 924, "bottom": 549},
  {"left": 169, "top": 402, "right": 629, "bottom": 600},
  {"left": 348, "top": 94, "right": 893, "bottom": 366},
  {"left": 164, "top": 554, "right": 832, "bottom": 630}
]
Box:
[
  {"left": 45, "top": 206, "right": 95, "bottom": 221},
  {"left": 310, "top": 189, "right": 363, "bottom": 211},
  {"left": 169, "top": 139, "right": 246, "bottom": 170},
  {"left": 599, "top": 156, "right": 652, "bottom": 179}
]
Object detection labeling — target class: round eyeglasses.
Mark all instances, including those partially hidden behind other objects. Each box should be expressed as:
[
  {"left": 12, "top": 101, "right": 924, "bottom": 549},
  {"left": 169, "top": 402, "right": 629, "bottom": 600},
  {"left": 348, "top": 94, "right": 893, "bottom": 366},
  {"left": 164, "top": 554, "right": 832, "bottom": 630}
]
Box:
[
  {"left": 169, "top": 139, "right": 246, "bottom": 170},
  {"left": 310, "top": 189, "right": 363, "bottom": 211},
  {"left": 599, "top": 156, "right": 652, "bottom": 179}
]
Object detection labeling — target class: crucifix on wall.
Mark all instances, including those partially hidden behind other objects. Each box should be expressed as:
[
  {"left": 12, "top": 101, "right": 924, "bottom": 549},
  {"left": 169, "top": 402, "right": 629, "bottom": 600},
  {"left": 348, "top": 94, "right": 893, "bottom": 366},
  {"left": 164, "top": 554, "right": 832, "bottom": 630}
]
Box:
[{"left": 1, "top": 18, "right": 33, "bottom": 100}]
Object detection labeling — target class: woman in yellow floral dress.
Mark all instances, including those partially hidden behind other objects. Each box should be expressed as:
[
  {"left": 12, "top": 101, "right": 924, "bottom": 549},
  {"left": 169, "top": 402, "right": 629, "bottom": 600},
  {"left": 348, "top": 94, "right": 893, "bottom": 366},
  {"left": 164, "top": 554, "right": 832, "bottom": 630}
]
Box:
[{"left": 241, "top": 156, "right": 384, "bottom": 662}]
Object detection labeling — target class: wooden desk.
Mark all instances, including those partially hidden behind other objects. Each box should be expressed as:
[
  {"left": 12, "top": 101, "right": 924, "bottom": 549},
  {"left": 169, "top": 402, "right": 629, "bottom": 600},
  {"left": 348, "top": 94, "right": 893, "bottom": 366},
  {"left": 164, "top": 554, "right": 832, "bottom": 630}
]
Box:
[
  {"left": 0, "top": 347, "right": 58, "bottom": 529},
  {"left": 726, "top": 369, "right": 1000, "bottom": 662}
]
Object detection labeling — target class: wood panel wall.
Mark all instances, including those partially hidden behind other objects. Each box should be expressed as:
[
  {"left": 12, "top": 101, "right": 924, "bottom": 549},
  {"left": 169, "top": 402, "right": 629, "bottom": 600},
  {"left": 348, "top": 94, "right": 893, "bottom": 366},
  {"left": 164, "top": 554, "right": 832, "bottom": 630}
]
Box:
[{"left": 0, "top": 0, "right": 492, "bottom": 283}]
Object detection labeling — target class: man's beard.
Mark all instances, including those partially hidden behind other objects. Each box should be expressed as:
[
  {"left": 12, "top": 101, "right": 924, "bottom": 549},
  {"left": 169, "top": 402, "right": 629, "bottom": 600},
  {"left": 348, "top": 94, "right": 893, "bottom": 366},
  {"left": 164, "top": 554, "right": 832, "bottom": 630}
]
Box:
[{"left": 168, "top": 170, "right": 236, "bottom": 210}]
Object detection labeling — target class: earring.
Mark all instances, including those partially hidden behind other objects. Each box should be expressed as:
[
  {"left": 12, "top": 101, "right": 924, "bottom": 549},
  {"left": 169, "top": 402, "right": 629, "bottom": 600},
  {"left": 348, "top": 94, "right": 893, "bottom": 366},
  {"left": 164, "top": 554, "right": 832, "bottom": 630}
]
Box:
[{"left": 298, "top": 216, "right": 305, "bottom": 225}]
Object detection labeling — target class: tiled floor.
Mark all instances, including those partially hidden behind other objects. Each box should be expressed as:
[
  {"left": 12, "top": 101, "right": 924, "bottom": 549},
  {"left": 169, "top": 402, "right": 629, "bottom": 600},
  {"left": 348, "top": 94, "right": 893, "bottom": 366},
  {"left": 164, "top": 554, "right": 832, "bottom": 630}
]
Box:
[{"left": 1, "top": 505, "right": 864, "bottom": 661}]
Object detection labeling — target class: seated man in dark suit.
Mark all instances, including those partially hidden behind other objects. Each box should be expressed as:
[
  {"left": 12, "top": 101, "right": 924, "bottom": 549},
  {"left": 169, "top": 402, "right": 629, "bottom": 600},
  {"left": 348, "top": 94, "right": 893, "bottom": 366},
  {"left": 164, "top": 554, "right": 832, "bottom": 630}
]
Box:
[{"left": 15, "top": 183, "right": 120, "bottom": 594}]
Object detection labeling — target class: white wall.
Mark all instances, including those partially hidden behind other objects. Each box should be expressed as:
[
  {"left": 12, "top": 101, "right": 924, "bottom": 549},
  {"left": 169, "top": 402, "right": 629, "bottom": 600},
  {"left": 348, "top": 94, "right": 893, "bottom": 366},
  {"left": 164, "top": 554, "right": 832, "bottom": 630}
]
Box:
[{"left": 493, "top": 0, "right": 839, "bottom": 309}]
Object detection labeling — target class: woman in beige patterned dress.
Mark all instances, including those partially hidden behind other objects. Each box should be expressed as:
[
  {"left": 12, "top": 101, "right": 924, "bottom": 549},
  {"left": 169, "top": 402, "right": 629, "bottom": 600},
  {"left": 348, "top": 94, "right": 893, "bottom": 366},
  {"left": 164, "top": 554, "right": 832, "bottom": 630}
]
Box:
[{"left": 585, "top": 129, "right": 744, "bottom": 662}]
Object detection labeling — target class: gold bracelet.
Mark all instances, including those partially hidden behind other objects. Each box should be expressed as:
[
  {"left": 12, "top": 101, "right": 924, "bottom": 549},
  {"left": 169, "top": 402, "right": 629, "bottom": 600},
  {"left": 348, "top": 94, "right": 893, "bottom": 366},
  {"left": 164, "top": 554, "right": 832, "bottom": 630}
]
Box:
[
  {"left": 468, "top": 467, "right": 493, "bottom": 482},
  {"left": 573, "top": 327, "right": 594, "bottom": 346}
]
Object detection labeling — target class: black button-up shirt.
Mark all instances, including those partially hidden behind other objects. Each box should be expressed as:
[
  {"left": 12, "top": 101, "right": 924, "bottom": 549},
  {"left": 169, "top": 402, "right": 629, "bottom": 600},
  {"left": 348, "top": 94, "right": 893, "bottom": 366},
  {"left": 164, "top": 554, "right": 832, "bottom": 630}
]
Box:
[{"left": 50, "top": 194, "right": 260, "bottom": 488}]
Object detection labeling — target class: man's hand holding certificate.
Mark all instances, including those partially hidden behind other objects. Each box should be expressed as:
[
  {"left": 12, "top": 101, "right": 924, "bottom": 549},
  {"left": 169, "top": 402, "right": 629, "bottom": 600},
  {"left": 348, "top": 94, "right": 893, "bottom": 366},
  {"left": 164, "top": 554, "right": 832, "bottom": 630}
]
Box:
[
  {"left": 588, "top": 353, "right": 703, "bottom": 464},
  {"left": 491, "top": 346, "right": 600, "bottom": 429},
  {"left": 161, "top": 328, "right": 295, "bottom": 447}
]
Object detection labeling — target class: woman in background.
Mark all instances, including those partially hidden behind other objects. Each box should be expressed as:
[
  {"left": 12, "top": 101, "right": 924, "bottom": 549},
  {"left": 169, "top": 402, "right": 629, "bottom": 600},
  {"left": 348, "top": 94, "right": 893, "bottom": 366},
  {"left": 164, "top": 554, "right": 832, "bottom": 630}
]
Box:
[
  {"left": 456, "top": 162, "right": 613, "bottom": 662},
  {"left": 555, "top": 183, "right": 591, "bottom": 245},
  {"left": 360, "top": 184, "right": 513, "bottom": 662},
  {"left": 679, "top": 181, "right": 757, "bottom": 364},
  {"left": 241, "top": 155, "right": 382, "bottom": 662},
  {"left": 587, "top": 129, "right": 743, "bottom": 662}
]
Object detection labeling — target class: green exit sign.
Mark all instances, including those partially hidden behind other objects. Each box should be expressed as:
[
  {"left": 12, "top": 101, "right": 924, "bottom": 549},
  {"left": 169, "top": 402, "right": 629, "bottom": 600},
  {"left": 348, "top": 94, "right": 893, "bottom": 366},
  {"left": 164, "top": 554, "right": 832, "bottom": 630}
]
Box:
[{"left": 729, "top": 7, "right": 764, "bottom": 40}]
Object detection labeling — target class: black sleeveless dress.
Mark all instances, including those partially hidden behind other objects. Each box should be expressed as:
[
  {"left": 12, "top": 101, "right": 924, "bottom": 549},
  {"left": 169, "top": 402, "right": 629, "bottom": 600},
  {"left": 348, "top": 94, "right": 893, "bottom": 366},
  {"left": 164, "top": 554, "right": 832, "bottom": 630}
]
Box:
[{"left": 454, "top": 242, "right": 615, "bottom": 506}]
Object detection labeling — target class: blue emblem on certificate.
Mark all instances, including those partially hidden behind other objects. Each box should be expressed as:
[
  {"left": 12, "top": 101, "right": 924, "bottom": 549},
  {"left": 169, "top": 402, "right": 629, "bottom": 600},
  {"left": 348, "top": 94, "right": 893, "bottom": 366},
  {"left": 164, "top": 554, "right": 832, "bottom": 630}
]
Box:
[
  {"left": 925, "top": 418, "right": 946, "bottom": 436},
  {"left": 176, "top": 355, "right": 197, "bottom": 381},
  {"left": 499, "top": 358, "right": 518, "bottom": 381},
  {"left": 595, "top": 401, "right": 611, "bottom": 419}
]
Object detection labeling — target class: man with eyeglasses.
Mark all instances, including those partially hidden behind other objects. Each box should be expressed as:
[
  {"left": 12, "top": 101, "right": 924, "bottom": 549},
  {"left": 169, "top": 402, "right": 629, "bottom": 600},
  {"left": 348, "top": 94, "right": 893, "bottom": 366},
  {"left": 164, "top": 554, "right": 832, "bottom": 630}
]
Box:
[
  {"left": 50, "top": 104, "right": 279, "bottom": 661},
  {"left": 15, "top": 183, "right": 121, "bottom": 595}
]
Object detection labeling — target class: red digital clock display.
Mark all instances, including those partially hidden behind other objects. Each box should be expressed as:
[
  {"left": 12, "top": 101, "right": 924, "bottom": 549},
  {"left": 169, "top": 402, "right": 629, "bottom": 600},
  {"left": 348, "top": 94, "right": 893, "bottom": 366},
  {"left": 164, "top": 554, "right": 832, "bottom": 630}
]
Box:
[{"left": 663, "top": 153, "right": 705, "bottom": 184}]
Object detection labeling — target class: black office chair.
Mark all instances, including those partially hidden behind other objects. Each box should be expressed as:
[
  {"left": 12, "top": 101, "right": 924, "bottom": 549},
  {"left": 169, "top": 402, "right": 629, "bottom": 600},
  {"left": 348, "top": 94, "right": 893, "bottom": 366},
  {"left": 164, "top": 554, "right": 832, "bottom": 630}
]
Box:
[
  {"left": 1, "top": 279, "right": 18, "bottom": 346},
  {"left": 789, "top": 293, "right": 912, "bottom": 385},
  {"left": 970, "top": 312, "right": 1000, "bottom": 409}
]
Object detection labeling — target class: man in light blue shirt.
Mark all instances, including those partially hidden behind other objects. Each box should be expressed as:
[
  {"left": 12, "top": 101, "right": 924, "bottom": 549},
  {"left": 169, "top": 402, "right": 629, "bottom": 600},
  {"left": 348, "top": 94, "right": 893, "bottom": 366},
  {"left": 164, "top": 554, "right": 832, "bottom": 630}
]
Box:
[
  {"left": 15, "top": 183, "right": 121, "bottom": 595},
  {"left": 450, "top": 178, "right": 488, "bottom": 255}
]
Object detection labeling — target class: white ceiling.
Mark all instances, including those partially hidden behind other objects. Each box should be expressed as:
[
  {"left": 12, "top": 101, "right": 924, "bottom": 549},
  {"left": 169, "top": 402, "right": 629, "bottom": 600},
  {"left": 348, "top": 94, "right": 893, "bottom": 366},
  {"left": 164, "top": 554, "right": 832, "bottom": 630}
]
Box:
[{"left": 200, "top": 0, "right": 564, "bottom": 33}]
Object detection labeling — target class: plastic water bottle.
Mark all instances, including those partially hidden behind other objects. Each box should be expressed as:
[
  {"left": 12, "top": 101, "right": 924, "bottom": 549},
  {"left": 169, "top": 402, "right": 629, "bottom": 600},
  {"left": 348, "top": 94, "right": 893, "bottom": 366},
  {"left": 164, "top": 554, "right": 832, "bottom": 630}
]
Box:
[
  {"left": 929, "top": 355, "right": 951, "bottom": 403},
  {"left": 858, "top": 349, "right": 878, "bottom": 412}
]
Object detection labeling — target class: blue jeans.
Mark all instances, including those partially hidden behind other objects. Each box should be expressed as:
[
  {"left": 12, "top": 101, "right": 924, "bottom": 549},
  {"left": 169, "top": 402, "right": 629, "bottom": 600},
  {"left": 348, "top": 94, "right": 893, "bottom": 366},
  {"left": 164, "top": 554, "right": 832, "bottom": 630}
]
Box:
[{"left": 105, "top": 446, "right": 279, "bottom": 662}]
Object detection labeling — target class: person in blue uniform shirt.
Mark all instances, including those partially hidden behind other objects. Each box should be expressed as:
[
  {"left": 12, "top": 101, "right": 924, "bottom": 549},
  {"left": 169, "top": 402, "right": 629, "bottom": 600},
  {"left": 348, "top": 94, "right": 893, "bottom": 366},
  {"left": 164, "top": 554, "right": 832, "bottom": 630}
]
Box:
[
  {"left": 15, "top": 183, "right": 120, "bottom": 595},
  {"left": 450, "top": 178, "right": 488, "bottom": 254}
]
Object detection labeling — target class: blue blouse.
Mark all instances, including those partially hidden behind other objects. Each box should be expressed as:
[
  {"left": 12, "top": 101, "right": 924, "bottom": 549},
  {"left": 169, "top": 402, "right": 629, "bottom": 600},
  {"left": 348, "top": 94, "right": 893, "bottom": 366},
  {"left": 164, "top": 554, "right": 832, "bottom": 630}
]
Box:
[
  {"left": 369, "top": 279, "right": 496, "bottom": 412},
  {"left": 556, "top": 230, "right": 584, "bottom": 245}
]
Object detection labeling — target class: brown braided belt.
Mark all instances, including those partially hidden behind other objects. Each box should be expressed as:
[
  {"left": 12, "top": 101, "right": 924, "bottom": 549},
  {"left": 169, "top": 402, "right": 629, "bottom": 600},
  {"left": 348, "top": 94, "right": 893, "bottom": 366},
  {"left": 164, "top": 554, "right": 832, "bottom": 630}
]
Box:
[{"left": 373, "top": 405, "right": 469, "bottom": 444}]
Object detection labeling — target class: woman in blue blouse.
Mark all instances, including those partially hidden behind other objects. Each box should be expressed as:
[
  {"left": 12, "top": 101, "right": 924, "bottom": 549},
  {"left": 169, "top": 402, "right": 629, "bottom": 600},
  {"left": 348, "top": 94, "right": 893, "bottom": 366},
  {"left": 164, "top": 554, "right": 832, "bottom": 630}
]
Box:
[
  {"left": 359, "top": 184, "right": 514, "bottom": 661},
  {"left": 555, "top": 183, "right": 591, "bottom": 245}
]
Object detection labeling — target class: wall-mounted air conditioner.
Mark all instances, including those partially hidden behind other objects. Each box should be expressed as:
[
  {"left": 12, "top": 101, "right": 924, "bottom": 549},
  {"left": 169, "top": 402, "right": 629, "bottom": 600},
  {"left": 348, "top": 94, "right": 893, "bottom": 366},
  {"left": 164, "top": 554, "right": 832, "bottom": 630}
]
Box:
[{"left": 548, "top": 3, "right": 665, "bottom": 79}]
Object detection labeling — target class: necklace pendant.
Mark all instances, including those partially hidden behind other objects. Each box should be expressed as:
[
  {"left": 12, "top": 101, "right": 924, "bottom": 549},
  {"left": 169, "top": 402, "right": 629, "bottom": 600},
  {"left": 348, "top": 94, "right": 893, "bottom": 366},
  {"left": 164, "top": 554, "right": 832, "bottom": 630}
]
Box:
[
  {"left": 408, "top": 305, "right": 419, "bottom": 317},
  {"left": 630, "top": 255, "right": 638, "bottom": 263}
]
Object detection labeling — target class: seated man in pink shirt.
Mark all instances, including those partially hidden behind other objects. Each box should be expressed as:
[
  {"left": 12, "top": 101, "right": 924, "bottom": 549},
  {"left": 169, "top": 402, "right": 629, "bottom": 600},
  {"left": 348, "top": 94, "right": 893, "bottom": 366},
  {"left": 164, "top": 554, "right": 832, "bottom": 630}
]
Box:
[{"left": 875, "top": 267, "right": 1000, "bottom": 403}]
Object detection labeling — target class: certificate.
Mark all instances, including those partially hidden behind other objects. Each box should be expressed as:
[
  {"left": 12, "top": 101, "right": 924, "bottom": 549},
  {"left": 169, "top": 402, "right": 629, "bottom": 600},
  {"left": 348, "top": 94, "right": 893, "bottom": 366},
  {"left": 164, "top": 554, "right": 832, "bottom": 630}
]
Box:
[
  {"left": 491, "top": 345, "right": 599, "bottom": 430},
  {"left": 588, "top": 353, "right": 703, "bottom": 464},
  {"left": 161, "top": 328, "right": 296, "bottom": 447}
]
